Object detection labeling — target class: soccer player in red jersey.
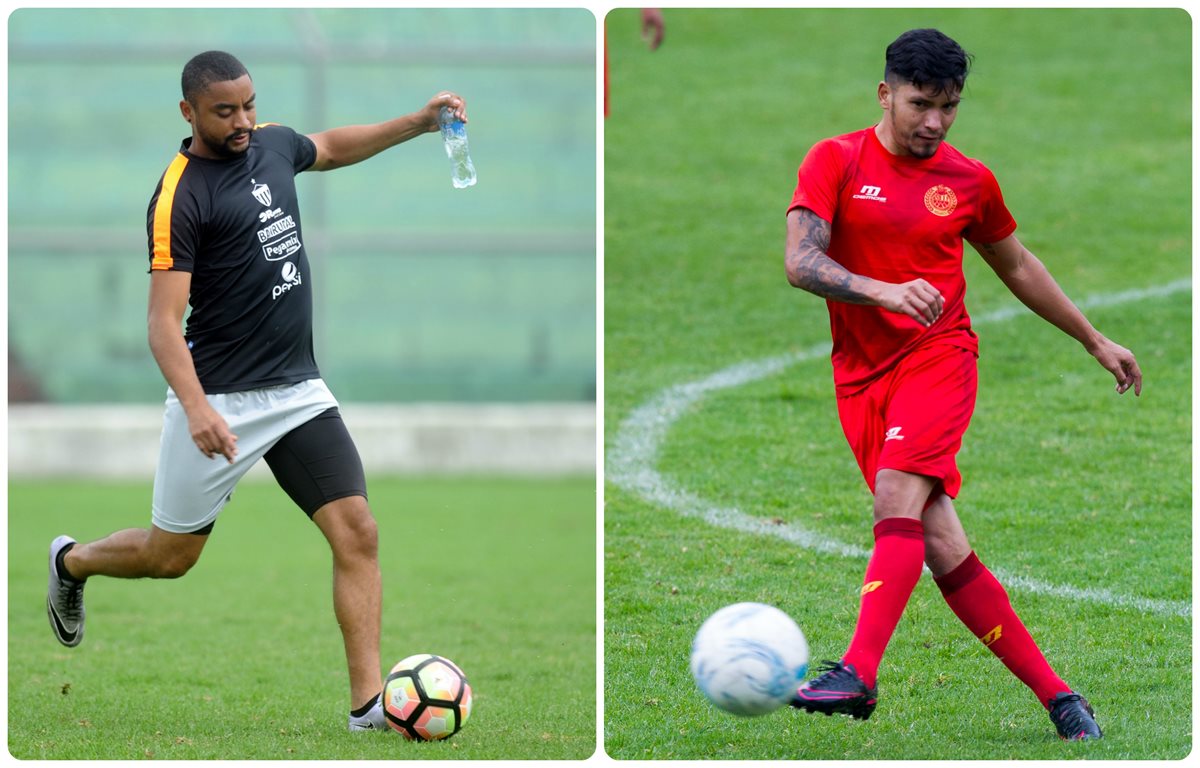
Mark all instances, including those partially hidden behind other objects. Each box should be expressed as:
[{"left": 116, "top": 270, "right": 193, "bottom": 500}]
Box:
[{"left": 784, "top": 29, "right": 1140, "bottom": 741}]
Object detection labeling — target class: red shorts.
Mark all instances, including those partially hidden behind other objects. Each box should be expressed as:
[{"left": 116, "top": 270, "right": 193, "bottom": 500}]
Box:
[{"left": 835, "top": 343, "right": 977, "bottom": 499}]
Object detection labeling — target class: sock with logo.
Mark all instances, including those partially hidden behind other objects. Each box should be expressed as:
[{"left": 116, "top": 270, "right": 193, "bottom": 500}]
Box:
[
  {"left": 934, "top": 551, "right": 1070, "bottom": 708},
  {"left": 841, "top": 517, "right": 926, "bottom": 689},
  {"left": 350, "top": 692, "right": 381, "bottom": 718}
]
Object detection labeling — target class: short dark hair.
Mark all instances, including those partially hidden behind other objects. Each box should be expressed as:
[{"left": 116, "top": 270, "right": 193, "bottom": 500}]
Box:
[
  {"left": 181, "top": 51, "right": 249, "bottom": 104},
  {"left": 884, "top": 29, "right": 972, "bottom": 96}
]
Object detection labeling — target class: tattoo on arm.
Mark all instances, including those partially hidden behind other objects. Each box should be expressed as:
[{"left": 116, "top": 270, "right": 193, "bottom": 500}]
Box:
[{"left": 786, "top": 209, "right": 873, "bottom": 304}]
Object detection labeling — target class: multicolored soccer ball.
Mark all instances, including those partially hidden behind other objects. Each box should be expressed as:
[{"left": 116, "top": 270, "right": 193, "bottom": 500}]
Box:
[
  {"left": 690, "top": 602, "right": 809, "bottom": 716},
  {"left": 383, "top": 654, "right": 473, "bottom": 740}
]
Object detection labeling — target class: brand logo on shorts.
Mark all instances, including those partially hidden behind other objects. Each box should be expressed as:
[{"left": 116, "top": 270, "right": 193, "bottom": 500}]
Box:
[
  {"left": 852, "top": 184, "right": 888, "bottom": 203},
  {"left": 251, "top": 179, "right": 272, "bottom": 207},
  {"left": 885, "top": 426, "right": 905, "bottom": 441},
  {"left": 924, "top": 184, "right": 957, "bottom": 216}
]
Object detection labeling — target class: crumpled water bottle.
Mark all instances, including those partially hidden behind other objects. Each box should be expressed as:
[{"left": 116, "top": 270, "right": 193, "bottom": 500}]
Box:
[{"left": 438, "top": 106, "right": 476, "bottom": 188}]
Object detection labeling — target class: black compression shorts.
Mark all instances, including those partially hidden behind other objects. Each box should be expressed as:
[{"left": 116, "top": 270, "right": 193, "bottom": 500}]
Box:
[{"left": 264, "top": 407, "right": 368, "bottom": 518}]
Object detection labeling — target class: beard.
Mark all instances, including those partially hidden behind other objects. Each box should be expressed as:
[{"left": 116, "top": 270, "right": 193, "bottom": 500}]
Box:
[
  {"left": 885, "top": 112, "right": 944, "bottom": 158},
  {"left": 907, "top": 137, "right": 940, "bottom": 159},
  {"left": 198, "top": 129, "right": 251, "bottom": 158}
]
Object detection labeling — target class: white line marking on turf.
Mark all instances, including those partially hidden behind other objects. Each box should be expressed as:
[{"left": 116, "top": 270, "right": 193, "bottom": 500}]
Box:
[{"left": 609, "top": 279, "right": 1192, "bottom": 619}]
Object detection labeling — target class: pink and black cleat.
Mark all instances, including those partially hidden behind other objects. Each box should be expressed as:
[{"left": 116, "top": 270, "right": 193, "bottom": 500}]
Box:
[
  {"left": 1047, "top": 692, "right": 1103, "bottom": 740},
  {"left": 791, "top": 660, "right": 878, "bottom": 721}
]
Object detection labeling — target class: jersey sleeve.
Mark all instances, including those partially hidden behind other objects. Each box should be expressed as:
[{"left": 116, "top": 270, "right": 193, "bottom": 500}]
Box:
[
  {"left": 254, "top": 123, "right": 317, "bottom": 173},
  {"left": 290, "top": 129, "right": 317, "bottom": 173},
  {"left": 787, "top": 138, "right": 846, "bottom": 222},
  {"left": 146, "top": 154, "right": 200, "bottom": 273},
  {"left": 964, "top": 165, "right": 1017, "bottom": 244}
]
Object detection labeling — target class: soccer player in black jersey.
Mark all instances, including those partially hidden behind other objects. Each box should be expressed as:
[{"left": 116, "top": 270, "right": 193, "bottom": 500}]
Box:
[{"left": 46, "top": 50, "right": 467, "bottom": 732}]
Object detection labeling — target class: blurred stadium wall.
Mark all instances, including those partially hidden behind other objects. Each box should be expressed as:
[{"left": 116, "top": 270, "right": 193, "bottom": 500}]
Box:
[{"left": 8, "top": 8, "right": 596, "bottom": 476}]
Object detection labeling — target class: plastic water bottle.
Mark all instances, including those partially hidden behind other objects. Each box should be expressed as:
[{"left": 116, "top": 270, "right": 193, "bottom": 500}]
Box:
[{"left": 438, "top": 106, "right": 476, "bottom": 188}]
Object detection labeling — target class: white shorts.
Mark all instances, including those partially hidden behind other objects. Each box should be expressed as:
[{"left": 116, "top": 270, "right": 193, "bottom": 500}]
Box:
[{"left": 151, "top": 378, "right": 339, "bottom": 534}]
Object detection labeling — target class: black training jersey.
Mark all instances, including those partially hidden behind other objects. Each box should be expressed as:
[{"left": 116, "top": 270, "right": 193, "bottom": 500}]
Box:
[{"left": 146, "top": 123, "right": 319, "bottom": 394}]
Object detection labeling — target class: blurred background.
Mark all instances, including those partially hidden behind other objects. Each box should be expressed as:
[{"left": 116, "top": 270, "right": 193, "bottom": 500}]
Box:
[{"left": 8, "top": 7, "right": 596, "bottom": 476}]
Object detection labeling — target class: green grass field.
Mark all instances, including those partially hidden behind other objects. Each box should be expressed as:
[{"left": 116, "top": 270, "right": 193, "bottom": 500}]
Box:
[
  {"left": 604, "top": 7, "right": 1190, "bottom": 760},
  {"left": 9, "top": 476, "right": 595, "bottom": 760}
]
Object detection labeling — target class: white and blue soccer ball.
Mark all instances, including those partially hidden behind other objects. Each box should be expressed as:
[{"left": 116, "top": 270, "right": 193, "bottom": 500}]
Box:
[{"left": 689, "top": 602, "right": 809, "bottom": 716}]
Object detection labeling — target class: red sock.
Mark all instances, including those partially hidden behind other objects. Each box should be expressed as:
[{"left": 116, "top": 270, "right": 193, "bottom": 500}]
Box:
[
  {"left": 841, "top": 517, "right": 925, "bottom": 689},
  {"left": 935, "top": 551, "right": 1070, "bottom": 708}
]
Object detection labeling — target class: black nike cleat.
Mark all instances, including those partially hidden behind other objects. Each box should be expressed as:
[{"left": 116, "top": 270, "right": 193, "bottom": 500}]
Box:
[
  {"left": 790, "top": 660, "right": 878, "bottom": 720},
  {"left": 1047, "top": 692, "right": 1102, "bottom": 741},
  {"left": 47, "top": 535, "right": 86, "bottom": 647}
]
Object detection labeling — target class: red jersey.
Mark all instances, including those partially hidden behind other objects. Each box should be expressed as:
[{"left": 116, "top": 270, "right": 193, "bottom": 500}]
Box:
[{"left": 788, "top": 127, "right": 1016, "bottom": 396}]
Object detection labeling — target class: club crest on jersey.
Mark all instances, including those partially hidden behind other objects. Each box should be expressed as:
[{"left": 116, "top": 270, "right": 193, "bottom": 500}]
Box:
[
  {"left": 251, "top": 179, "right": 272, "bottom": 207},
  {"left": 924, "top": 184, "right": 957, "bottom": 217}
]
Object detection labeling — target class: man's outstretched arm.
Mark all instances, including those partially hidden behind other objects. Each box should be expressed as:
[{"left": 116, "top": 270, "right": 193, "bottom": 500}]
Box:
[
  {"left": 306, "top": 91, "right": 466, "bottom": 172},
  {"left": 970, "top": 233, "right": 1142, "bottom": 395}
]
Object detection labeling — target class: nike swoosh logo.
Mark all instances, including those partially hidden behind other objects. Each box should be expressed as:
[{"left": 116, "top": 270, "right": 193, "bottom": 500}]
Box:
[
  {"left": 47, "top": 596, "right": 79, "bottom": 644},
  {"left": 797, "top": 690, "right": 865, "bottom": 701}
]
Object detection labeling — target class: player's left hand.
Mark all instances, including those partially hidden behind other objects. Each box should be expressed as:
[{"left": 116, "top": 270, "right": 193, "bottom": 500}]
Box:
[
  {"left": 1089, "top": 336, "right": 1142, "bottom": 396},
  {"left": 423, "top": 91, "right": 467, "bottom": 132}
]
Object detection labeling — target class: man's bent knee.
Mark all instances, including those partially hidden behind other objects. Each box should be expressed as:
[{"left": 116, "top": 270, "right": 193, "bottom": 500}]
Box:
[
  {"left": 921, "top": 497, "right": 972, "bottom": 577},
  {"left": 151, "top": 553, "right": 199, "bottom": 579},
  {"left": 346, "top": 513, "right": 379, "bottom": 558},
  {"left": 924, "top": 533, "right": 970, "bottom": 576},
  {"left": 873, "top": 469, "right": 937, "bottom": 522},
  {"left": 146, "top": 526, "right": 207, "bottom": 579},
  {"left": 315, "top": 496, "right": 378, "bottom": 559}
]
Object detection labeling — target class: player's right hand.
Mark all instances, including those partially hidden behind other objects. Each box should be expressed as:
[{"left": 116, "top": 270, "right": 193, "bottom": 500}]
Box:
[
  {"left": 187, "top": 404, "right": 239, "bottom": 463},
  {"left": 878, "top": 279, "right": 944, "bottom": 327}
]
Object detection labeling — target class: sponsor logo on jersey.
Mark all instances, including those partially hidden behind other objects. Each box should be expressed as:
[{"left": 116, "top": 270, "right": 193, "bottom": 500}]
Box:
[
  {"left": 258, "top": 213, "right": 301, "bottom": 262},
  {"left": 257, "top": 215, "right": 296, "bottom": 244},
  {"left": 273, "top": 261, "right": 302, "bottom": 300},
  {"left": 262, "top": 233, "right": 302, "bottom": 262},
  {"left": 924, "top": 184, "right": 957, "bottom": 217},
  {"left": 885, "top": 426, "right": 905, "bottom": 441},
  {"left": 259, "top": 207, "right": 284, "bottom": 223},
  {"left": 251, "top": 179, "right": 272, "bottom": 207},
  {"left": 852, "top": 184, "right": 888, "bottom": 203}
]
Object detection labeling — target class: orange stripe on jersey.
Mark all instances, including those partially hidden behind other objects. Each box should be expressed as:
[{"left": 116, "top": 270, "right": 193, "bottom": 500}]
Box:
[{"left": 150, "top": 153, "right": 190, "bottom": 271}]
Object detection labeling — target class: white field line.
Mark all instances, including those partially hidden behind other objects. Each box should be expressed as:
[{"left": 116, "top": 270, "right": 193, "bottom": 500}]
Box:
[{"left": 608, "top": 279, "right": 1192, "bottom": 619}]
